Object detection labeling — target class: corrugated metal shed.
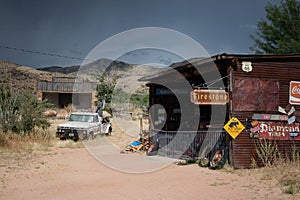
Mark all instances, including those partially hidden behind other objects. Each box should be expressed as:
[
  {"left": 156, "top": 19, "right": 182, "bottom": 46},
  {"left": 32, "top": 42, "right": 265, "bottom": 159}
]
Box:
[{"left": 141, "top": 53, "right": 300, "bottom": 169}]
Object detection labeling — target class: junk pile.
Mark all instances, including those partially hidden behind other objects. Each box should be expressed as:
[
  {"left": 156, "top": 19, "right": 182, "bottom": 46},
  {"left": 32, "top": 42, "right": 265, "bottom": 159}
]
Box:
[{"left": 124, "top": 135, "right": 149, "bottom": 153}]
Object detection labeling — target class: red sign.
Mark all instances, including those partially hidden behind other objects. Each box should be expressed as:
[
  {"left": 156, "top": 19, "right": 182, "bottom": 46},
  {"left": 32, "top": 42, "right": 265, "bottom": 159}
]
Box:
[
  {"left": 289, "top": 81, "right": 300, "bottom": 105},
  {"left": 256, "top": 122, "right": 300, "bottom": 140}
]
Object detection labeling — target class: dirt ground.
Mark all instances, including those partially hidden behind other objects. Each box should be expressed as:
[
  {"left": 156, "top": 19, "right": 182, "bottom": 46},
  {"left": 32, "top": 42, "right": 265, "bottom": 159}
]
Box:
[
  {"left": 0, "top": 147, "right": 296, "bottom": 200},
  {"left": 0, "top": 118, "right": 298, "bottom": 200}
]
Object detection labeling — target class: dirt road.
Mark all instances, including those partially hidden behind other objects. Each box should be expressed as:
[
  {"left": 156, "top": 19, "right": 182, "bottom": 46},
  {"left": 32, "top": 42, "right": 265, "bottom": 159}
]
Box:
[{"left": 0, "top": 143, "right": 294, "bottom": 200}]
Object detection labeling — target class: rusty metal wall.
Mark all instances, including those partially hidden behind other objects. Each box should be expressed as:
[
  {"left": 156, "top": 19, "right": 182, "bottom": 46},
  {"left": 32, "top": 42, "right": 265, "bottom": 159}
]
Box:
[{"left": 230, "top": 60, "right": 300, "bottom": 169}]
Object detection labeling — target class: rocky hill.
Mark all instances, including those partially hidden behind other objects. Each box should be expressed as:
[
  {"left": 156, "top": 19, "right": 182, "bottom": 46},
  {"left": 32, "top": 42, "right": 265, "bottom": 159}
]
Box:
[
  {"left": 36, "top": 65, "right": 80, "bottom": 74},
  {"left": 0, "top": 60, "right": 75, "bottom": 92},
  {"left": 0, "top": 59, "right": 157, "bottom": 94},
  {"left": 36, "top": 58, "right": 159, "bottom": 92},
  {"left": 37, "top": 58, "right": 131, "bottom": 75}
]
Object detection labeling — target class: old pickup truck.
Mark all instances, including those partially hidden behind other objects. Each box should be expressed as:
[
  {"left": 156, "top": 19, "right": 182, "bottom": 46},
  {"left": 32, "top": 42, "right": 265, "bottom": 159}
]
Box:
[{"left": 56, "top": 112, "right": 112, "bottom": 141}]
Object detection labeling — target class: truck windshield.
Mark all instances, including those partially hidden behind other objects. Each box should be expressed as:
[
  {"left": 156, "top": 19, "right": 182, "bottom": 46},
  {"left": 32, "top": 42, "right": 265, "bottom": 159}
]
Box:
[{"left": 69, "top": 114, "right": 97, "bottom": 123}]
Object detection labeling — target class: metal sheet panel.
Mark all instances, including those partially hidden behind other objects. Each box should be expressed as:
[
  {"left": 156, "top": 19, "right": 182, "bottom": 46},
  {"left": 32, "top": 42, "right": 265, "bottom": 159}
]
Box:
[{"left": 231, "top": 60, "right": 300, "bottom": 169}]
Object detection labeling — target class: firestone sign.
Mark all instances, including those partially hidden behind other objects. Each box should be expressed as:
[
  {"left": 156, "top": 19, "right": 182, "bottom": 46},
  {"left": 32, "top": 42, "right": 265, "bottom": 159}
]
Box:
[
  {"left": 289, "top": 81, "right": 300, "bottom": 105},
  {"left": 191, "top": 89, "right": 229, "bottom": 105}
]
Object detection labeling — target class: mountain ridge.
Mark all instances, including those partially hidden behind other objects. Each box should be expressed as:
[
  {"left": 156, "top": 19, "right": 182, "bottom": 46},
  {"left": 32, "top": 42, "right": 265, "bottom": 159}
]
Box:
[
  {"left": 0, "top": 58, "right": 159, "bottom": 94},
  {"left": 36, "top": 58, "right": 131, "bottom": 75}
]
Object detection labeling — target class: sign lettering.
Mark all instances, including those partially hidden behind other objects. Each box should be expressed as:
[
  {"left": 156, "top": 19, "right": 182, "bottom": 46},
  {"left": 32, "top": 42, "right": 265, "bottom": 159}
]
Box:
[
  {"left": 191, "top": 89, "right": 229, "bottom": 105},
  {"left": 255, "top": 122, "right": 300, "bottom": 140}
]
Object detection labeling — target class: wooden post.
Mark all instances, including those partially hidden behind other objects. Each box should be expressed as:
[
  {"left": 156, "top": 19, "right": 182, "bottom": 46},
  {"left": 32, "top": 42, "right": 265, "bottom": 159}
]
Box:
[
  {"left": 139, "top": 113, "right": 144, "bottom": 150},
  {"left": 37, "top": 91, "right": 43, "bottom": 102}
]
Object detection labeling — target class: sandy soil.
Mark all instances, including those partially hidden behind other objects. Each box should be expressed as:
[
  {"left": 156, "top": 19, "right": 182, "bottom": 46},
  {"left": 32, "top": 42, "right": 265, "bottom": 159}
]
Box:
[
  {"left": 1, "top": 145, "right": 297, "bottom": 200},
  {"left": 0, "top": 117, "right": 298, "bottom": 200}
]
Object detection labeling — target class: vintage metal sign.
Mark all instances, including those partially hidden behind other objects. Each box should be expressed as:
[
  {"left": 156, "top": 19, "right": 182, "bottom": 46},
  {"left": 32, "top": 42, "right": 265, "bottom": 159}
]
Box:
[
  {"left": 191, "top": 89, "right": 229, "bottom": 105},
  {"left": 256, "top": 121, "right": 300, "bottom": 140},
  {"left": 252, "top": 113, "right": 288, "bottom": 121},
  {"left": 289, "top": 81, "right": 300, "bottom": 105},
  {"left": 242, "top": 61, "right": 252, "bottom": 72},
  {"left": 224, "top": 117, "right": 245, "bottom": 139}
]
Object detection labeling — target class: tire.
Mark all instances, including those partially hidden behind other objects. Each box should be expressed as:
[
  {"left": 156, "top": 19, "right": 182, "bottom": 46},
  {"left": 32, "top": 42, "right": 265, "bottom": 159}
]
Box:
[
  {"left": 106, "top": 127, "right": 112, "bottom": 136},
  {"left": 79, "top": 132, "right": 88, "bottom": 141},
  {"left": 58, "top": 133, "right": 66, "bottom": 140},
  {"left": 199, "top": 157, "right": 209, "bottom": 167},
  {"left": 89, "top": 132, "right": 95, "bottom": 140},
  {"left": 146, "top": 142, "right": 159, "bottom": 156},
  {"left": 209, "top": 148, "right": 226, "bottom": 170},
  {"left": 60, "top": 131, "right": 70, "bottom": 140}
]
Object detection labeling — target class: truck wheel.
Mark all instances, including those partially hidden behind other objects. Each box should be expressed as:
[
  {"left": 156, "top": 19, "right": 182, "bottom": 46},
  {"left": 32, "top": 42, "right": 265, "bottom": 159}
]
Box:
[
  {"left": 79, "top": 133, "right": 88, "bottom": 141},
  {"left": 107, "top": 127, "right": 112, "bottom": 136},
  {"left": 89, "top": 132, "right": 95, "bottom": 140},
  {"left": 59, "top": 133, "right": 66, "bottom": 140}
]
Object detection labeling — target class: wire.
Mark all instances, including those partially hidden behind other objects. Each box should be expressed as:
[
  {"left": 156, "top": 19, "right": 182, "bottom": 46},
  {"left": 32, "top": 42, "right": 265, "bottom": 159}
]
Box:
[
  {"left": 193, "top": 74, "right": 230, "bottom": 89},
  {"left": 0, "top": 44, "right": 94, "bottom": 61},
  {"left": 206, "top": 74, "right": 230, "bottom": 87}
]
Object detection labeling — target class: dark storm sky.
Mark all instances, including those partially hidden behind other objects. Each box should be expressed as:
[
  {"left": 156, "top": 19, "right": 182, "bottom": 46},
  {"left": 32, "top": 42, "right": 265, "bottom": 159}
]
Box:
[{"left": 0, "top": 0, "right": 280, "bottom": 68}]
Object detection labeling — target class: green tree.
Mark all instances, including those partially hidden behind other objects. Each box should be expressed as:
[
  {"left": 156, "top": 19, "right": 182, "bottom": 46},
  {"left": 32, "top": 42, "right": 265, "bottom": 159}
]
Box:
[
  {"left": 0, "top": 85, "right": 50, "bottom": 134},
  {"left": 95, "top": 72, "right": 149, "bottom": 114},
  {"left": 95, "top": 71, "right": 118, "bottom": 104},
  {"left": 130, "top": 93, "right": 149, "bottom": 108},
  {"left": 250, "top": 0, "right": 300, "bottom": 54}
]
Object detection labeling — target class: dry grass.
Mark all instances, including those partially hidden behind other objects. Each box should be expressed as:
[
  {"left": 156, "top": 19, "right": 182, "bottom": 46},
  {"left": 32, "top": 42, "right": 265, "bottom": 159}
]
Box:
[
  {"left": 4, "top": 116, "right": 142, "bottom": 152},
  {"left": 216, "top": 140, "right": 300, "bottom": 197},
  {"left": 252, "top": 159, "right": 300, "bottom": 196},
  {"left": 0, "top": 117, "right": 85, "bottom": 153},
  {"left": 55, "top": 140, "right": 84, "bottom": 148},
  {"left": 0, "top": 129, "right": 53, "bottom": 153},
  {"left": 235, "top": 141, "right": 300, "bottom": 197}
]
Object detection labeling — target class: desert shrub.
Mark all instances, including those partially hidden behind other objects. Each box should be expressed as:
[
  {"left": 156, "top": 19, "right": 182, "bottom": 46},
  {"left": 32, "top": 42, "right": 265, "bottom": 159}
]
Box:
[
  {"left": 255, "top": 138, "right": 280, "bottom": 167},
  {"left": 0, "top": 84, "right": 50, "bottom": 135},
  {"left": 290, "top": 143, "right": 300, "bottom": 164}
]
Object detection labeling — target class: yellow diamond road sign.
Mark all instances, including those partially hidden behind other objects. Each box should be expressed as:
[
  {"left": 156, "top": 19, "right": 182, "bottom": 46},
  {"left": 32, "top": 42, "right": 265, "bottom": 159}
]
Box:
[{"left": 224, "top": 117, "right": 245, "bottom": 139}]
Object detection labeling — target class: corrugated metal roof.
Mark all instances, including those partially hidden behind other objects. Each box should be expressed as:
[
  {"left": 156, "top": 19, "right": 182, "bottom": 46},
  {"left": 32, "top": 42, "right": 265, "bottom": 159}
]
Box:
[{"left": 139, "top": 53, "right": 300, "bottom": 83}]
